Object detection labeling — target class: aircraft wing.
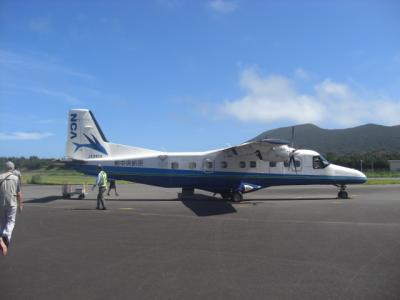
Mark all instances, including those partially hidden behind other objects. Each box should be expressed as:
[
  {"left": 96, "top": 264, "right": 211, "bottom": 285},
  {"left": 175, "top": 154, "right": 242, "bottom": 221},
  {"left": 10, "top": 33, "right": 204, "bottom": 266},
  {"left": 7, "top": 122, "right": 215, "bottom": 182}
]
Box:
[{"left": 221, "top": 139, "right": 290, "bottom": 161}]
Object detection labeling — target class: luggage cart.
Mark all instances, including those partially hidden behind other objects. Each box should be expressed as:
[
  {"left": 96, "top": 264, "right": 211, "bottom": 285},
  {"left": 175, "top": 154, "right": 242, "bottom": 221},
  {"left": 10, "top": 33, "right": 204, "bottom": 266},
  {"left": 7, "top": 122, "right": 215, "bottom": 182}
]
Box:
[{"left": 62, "top": 184, "right": 87, "bottom": 199}]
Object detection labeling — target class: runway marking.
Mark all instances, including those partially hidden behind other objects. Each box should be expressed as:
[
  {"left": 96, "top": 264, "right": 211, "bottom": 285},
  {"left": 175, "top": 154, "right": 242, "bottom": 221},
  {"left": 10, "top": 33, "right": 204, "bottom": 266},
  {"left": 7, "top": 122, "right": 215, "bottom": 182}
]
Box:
[{"left": 137, "top": 211, "right": 400, "bottom": 227}]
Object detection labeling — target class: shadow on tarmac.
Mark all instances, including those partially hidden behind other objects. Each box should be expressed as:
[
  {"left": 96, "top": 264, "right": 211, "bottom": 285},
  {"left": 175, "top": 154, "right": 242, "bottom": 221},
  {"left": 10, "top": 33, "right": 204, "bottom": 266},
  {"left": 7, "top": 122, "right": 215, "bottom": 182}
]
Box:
[
  {"left": 181, "top": 194, "right": 237, "bottom": 216},
  {"left": 248, "top": 197, "right": 337, "bottom": 202},
  {"left": 24, "top": 196, "right": 61, "bottom": 203}
]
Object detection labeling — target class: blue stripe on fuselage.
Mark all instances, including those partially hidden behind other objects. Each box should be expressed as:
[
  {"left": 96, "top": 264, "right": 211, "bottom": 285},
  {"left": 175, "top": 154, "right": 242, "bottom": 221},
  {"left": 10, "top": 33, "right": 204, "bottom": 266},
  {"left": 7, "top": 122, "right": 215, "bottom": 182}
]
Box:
[{"left": 72, "top": 164, "right": 366, "bottom": 193}]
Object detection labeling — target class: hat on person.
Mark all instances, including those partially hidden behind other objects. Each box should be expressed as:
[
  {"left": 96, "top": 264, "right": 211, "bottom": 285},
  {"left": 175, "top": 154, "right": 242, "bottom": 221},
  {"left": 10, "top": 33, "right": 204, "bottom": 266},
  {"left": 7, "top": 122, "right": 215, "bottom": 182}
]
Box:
[{"left": 5, "top": 161, "right": 15, "bottom": 171}]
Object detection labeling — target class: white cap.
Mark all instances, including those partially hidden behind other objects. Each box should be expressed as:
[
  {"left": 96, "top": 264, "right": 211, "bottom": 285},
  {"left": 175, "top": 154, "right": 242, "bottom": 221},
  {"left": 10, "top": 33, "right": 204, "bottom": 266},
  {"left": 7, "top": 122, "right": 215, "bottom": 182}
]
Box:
[{"left": 5, "top": 161, "right": 15, "bottom": 171}]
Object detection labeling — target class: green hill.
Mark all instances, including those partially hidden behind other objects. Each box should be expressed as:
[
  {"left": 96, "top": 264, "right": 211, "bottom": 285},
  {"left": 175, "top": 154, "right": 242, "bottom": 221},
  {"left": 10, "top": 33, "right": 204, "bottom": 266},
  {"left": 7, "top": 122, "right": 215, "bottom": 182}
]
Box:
[{"left": 251, "top": 123, "right": 400, "bottom": 154}]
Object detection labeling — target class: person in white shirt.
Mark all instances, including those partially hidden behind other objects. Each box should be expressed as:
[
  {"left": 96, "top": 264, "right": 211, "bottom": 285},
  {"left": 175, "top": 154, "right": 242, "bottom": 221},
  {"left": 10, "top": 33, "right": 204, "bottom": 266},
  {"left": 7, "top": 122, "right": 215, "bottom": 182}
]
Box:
[
  {"left": 0, "top": 161, "right": 23, "bottom": 256},
  {"left": 92, "top": 165, "right": 108, "bottom": 210}
]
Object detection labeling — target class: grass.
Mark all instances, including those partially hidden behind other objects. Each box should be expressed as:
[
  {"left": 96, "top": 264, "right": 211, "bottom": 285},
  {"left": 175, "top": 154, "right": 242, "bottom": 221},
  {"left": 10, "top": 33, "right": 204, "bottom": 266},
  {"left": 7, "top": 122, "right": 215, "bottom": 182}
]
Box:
[
  {"left": 364, "top": 171, "right": 400, "bottom": 178},
  {"left": 22, "top": 168, "right": 133, "bottom": 185},
  {"left": 22, "top": 168, "right": 95, "bottom": 185},
  {"left": 366, "top": 178, "right": 400, "bottom": 185}
]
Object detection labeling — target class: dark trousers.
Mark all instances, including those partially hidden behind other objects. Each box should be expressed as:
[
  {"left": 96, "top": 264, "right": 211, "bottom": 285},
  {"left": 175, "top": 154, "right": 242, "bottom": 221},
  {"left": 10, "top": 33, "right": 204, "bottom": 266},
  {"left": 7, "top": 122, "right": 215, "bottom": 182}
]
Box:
[{"left": 97, "top": 186, "right": 107, "bottom": 209}]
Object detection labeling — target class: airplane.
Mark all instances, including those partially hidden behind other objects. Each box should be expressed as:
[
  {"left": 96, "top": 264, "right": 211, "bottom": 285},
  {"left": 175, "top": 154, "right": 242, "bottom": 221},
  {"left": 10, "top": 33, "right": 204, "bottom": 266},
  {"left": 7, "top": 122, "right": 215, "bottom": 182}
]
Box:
[{"left": 64, "top": 109, "right": 367, "bottom": 202}]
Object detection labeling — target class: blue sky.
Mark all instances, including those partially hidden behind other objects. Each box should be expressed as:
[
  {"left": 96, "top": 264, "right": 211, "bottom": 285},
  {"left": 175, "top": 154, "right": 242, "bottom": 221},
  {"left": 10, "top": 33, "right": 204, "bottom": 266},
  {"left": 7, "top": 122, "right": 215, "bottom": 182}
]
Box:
[{"left": 1, "top": 0, "right": 399, "bottom": 157}]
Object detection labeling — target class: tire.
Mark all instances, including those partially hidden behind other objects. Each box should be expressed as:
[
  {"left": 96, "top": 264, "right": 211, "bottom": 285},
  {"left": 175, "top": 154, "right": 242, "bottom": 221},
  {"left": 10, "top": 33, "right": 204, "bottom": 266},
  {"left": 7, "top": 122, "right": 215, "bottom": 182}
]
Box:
[
  {"left": 338, "top": 191, "right": 348, "bottom": 199},
  {"left": 78, "top": 194, "right": 85, "bottom": 200},
  {"left": 231, "top": 192, "right": 243, "bottom": 203},
  {"left": 220, "top": 192, "right": 231, "bottom": 200}
]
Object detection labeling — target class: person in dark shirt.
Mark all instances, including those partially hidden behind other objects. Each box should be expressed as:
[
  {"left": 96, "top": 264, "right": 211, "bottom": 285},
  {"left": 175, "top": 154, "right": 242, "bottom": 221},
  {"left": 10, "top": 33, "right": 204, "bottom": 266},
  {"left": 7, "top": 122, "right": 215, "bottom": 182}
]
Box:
[{"left": 107, "top": 178, "right": 119, "bottom": 196}]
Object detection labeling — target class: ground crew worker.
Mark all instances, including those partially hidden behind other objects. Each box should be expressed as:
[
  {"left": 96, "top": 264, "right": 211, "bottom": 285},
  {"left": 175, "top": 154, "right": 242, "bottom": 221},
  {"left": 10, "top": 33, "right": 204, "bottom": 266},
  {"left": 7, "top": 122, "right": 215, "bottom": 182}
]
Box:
[
  {"left": 0, "top": 161, "right": 23, "bottom": 256},
  {"left": 92, "top": 165, "right": 107, "bottom": 210}
]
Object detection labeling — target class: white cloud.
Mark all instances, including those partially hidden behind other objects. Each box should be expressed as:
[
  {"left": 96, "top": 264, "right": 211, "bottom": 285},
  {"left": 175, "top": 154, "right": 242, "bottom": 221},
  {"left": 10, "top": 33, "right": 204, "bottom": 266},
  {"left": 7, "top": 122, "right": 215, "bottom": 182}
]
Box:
[
  {"left": 221, "top": 68, "right": 400, "bottom": 127},
  {"left": 209, "top": 0, "right": 238, "bottom": 13},
  {"left": 0, "top": 132, "right": 54, "bottom": 141},
  {"left": 294, "top": 67, "right": 309, "bottom": 80},
  {"left": 37, "top": 88, "right": 82, "bottom": 104},
  {"left": 222, "top": 68, "right": 324, "bottom": 124},
  {"left": 0, "top": 49, "right": 94, "bottom": 81}
]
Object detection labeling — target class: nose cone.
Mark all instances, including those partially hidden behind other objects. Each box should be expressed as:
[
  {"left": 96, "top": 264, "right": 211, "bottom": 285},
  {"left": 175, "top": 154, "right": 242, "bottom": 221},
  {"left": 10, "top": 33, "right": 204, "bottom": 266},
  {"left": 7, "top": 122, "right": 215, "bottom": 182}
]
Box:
[
  {"left": 352, "top": 169, "right": 367, "bottom": 184},
  {"left": 332, "top": 164, "right": 367, "bottom": 184}
]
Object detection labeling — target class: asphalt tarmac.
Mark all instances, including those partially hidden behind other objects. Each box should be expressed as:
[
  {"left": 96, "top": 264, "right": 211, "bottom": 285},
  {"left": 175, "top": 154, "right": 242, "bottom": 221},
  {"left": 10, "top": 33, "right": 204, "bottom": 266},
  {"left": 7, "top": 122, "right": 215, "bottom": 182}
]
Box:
[{"left": 1, "top": 183, "right": 400, "bottom": 300}]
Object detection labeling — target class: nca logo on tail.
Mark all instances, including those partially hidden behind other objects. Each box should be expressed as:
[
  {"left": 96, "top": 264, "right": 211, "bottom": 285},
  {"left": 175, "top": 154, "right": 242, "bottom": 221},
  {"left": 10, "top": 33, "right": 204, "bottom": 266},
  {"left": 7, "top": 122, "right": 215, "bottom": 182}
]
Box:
[{"left": 70, "top": 113, "right": 78, "bottom": 139}]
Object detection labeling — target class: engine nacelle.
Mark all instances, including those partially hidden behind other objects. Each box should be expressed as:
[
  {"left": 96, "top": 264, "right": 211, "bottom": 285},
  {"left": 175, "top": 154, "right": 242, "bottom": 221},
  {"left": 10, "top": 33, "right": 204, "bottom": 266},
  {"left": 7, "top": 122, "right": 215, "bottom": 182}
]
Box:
[{"left": 261, "top": 145, "right": 291, "bottom": 162}]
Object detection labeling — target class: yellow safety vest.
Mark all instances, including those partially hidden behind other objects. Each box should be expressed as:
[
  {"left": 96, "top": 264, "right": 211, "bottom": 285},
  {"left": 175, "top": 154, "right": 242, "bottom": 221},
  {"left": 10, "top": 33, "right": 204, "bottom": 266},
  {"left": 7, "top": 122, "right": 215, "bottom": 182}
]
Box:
[{"left": 99, "top": 171, "right": 108, "bottom": 187}]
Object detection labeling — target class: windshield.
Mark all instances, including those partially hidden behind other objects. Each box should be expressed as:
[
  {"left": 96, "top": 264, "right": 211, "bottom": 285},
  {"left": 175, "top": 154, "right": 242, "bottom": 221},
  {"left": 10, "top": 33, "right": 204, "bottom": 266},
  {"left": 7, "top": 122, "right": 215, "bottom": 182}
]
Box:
[
  {"left": 320, "top": 155, "right": 330, "bottom": 166},
  {"left": 313, "top": 155, "right": 330, "bottom": 169}
]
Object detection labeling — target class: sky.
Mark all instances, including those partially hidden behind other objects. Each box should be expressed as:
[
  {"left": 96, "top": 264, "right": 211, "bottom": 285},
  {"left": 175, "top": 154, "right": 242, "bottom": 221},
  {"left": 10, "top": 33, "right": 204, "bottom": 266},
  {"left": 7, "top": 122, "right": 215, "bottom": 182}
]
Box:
[{"left": 1, "top": 0, "right": 400, "bottom": 157}]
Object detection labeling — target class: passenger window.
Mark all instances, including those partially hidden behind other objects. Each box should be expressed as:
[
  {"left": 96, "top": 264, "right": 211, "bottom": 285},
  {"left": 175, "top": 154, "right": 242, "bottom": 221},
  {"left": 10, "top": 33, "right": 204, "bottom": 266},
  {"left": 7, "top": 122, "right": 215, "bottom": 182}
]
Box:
[
  {"left": 250, "top": 161, "right": 256, "bottom": 168},
  {"left": 205, "top": 161, "right": 213, "bottom": 169},
  {"left": 220, "top": 161, "right": 228, "bottom": 168},
  {"left": 284, "top": 160, "right": 301, "bottom": 168},
  {"left": 240, "top": 161, "right": 246, "bottom": 168},
  {"left": 171, "top": 162, "right": 179, "bottom": 169},
  {"left": 269, "top": 161, "right": 276, "bottom": 167},
  {"left": 188, "top": 162, "right": 196, "bottom": 169}
]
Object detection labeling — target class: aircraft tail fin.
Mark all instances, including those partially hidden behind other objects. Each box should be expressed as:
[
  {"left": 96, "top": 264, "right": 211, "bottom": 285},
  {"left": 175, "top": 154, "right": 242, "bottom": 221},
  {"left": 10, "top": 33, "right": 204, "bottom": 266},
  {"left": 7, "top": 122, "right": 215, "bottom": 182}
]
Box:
[{"left": 66, "top": 109, "right": 110, "bottom": 160}]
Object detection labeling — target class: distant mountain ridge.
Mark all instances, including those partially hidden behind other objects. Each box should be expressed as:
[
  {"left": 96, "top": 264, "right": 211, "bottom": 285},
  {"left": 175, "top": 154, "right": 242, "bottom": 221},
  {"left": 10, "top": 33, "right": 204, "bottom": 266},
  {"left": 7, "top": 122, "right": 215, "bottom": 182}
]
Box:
[{"left": 251, "top": 123, "right": 400, "bottom": 154}]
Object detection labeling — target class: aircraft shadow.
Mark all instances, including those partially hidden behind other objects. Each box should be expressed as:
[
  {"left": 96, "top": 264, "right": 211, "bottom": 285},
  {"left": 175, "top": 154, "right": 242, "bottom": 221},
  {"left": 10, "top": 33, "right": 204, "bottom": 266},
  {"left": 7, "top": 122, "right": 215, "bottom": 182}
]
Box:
[
  {"left": 247, "top": 197, "right": 337, "bottom": 202},
  {"left": 181, "top": 195, "right": 237, "bottom": 217},
  {"left": 103, "top": 198, "right": 181, "bottom": 202}
]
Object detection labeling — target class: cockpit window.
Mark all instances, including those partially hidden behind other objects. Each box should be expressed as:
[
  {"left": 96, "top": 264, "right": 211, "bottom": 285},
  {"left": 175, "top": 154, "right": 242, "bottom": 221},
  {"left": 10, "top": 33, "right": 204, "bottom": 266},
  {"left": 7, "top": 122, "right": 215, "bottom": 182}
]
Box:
[{"left": 313, "top": 155, "right": 330, "bottom": 169}]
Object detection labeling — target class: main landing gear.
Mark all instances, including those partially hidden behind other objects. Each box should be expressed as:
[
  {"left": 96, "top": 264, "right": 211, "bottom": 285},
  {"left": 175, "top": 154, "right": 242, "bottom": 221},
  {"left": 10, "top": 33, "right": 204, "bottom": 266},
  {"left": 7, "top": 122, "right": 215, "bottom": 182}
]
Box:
[
  {"left": 336, "top": 184, "right": 349, "bottom": 199},
  {"left": 220, "top": 190, "right": 243, "bottom": 203}
]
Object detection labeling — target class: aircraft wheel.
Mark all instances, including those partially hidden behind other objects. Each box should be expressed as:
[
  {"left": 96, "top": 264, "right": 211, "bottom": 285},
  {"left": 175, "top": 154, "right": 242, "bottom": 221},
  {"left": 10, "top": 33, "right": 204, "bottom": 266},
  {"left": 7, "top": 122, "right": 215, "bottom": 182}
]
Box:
[
  {"left": 78, "top": 194, "right": 85, "bottom": 199},
  {"left": 231, "top": 191, "right": 243, "bottom": 203},
  {"left": 338, "top": 191, "right": 348, "bottom": 199},
  {"left": 220, "top": 192, "right": 231, "bottom": 200}
]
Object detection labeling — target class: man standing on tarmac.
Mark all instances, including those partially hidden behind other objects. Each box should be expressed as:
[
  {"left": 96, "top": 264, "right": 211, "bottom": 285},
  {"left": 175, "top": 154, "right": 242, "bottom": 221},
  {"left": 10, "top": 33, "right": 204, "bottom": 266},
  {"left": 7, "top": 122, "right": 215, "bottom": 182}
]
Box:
[
  {"left": 0, "top": 161, "right": 23, "bottom": 256},
  {"left": 92, "top": 164, "right": 108, "bottom": 210}
]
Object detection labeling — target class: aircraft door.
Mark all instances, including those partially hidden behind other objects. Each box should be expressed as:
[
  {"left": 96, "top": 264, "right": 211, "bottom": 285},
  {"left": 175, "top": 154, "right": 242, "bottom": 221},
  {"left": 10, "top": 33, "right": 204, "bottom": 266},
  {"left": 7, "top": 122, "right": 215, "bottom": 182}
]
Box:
[
  {"left": 158, "top": 155, "right": 169, "bottom": 168},
  {"left": 202, "top": 158, "right": 215, "bottom": 173}
]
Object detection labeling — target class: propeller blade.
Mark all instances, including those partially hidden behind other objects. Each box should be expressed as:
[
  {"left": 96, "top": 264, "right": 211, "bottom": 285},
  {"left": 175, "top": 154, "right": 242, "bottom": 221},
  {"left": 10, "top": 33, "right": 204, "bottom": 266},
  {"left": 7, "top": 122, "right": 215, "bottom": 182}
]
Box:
[
  {"left": 291, "top": 126, "right": 295, "bottom": 148},
  {"left": 288, "top": 150, "right": 298, "bottom": 174}
]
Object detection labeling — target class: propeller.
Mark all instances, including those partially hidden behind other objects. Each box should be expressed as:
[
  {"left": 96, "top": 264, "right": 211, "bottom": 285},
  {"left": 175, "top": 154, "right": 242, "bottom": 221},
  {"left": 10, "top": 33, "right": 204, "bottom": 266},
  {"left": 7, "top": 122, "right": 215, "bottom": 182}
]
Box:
[
  {"left": 288, "top": 126, "right": 298, "bottom": 174},
  {"left": 288, "top": 149, "right": 298, "bottom": 174},
  {"left": 291, "top": 126, "right": 295, "bottom": 148}
]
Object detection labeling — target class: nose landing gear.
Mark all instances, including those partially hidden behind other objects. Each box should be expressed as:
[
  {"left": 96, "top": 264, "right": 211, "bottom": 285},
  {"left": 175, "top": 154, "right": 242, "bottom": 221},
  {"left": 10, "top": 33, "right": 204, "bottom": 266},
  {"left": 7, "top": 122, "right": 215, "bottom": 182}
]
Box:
[
  {"left": 219, "top": 190, "right": 243, "bottom": 202},
  {"left": 231, "top": 191, "right": 243, "bottom": 203},
  {"left": 336, "top": 184, "right": 349, "bottom": 199}
]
